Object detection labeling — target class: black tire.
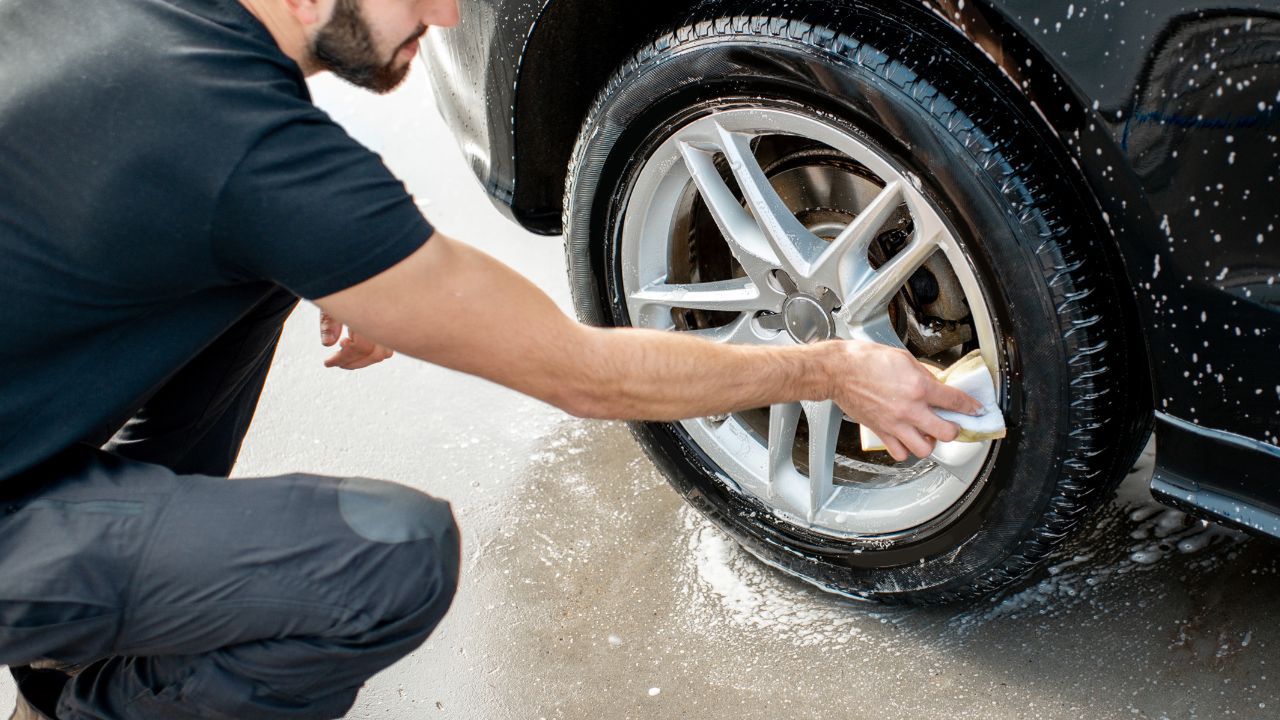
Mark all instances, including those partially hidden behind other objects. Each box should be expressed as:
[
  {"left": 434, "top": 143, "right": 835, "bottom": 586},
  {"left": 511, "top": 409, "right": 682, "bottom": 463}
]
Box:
[{"left": 563, "top": 3, "right": 1152, "bottom": 604}]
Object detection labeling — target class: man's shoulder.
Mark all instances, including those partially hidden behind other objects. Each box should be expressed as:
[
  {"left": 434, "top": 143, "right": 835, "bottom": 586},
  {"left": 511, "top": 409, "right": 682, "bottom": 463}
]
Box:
[
  {"left": 2, "top": 0, "right": 314, "bottom": 125},
  {"left": 0, "top": 0, "right": 347, "bottom": 283},
  {"left": 138, "top": 0, "right": 316, "bottom": 117}
]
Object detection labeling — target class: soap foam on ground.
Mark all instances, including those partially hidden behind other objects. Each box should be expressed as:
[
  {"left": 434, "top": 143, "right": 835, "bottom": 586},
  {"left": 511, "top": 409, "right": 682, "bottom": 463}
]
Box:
[{"left": 678, "top": 443, "right": 1251, "bottom": 643}]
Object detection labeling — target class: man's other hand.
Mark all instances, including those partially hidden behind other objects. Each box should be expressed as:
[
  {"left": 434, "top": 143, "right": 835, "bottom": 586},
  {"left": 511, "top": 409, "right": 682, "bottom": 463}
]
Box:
[
  {"left": 320, "top": 312, "right": 394, "bottom": 370},
  {"left": 831, "top": 342, "right": 982, "bottom": 462}
]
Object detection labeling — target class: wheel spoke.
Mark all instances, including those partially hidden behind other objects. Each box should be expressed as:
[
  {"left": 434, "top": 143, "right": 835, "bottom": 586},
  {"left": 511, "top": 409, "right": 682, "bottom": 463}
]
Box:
[
  {"left": 677, "top": 141, "right": 779, "bottom": 284},
  {"left": 631, "top": 277, "right": 766, "bottom": 313},
  {"left": 835, "top": 312, "right": 907, "bottom": 350},
  {"left": 767, "top": 401, "right": 802, "bottom": 488},
  {"left": 686, "top": 313, "right": 761, "bottom": 345},
  {"left": 803, "top": 400, "right": 843, "bottom": 520},
  {"left": 809, "top": 181, "right": 904, "bottom": 297},
  {"left": 839, "top": 225, "right": 942, "bottom": 324},
  {"left": 711, "top": 124, "right": 830, "bottom": 279},
  {"left": 756, "top": 312, "right": 786, "bottom": 331}
]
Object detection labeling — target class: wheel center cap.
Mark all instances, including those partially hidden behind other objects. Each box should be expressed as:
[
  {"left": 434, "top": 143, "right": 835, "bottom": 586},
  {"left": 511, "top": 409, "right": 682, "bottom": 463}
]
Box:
[{"left": 782, "top": 294, "right": 834, "bottom": 344}]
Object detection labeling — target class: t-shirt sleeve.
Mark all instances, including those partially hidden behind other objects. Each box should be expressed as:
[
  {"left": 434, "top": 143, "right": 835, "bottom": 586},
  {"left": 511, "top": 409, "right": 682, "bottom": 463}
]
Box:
[{"left": 210, "top": 113, "right": 434, "bottom": 299}]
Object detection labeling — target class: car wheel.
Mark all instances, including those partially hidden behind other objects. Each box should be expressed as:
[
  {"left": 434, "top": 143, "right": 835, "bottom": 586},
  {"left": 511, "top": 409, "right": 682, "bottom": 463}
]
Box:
[{"left": 563, "top": 5, "right": 1151, "bottom": 603}]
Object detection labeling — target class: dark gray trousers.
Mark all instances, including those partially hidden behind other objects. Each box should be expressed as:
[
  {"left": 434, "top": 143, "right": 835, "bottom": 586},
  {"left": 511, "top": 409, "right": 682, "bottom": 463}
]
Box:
[{"left": 1, "top": 288, "right": 460, "bottom": 719}]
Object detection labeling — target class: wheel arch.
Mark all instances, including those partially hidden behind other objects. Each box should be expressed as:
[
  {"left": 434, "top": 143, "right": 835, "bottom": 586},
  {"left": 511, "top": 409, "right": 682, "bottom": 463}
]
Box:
[
  {"left": 514, "top": 0, "right": 1146, "bottom": 234},
  {"left": 506, "top": 0, "right": 693, "bottom": 234}
]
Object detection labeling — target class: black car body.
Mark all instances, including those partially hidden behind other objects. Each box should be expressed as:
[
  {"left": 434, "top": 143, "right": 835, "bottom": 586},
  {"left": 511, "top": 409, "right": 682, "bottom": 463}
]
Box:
[{"left": 423, "top": 0, "right": 1280, "bottom": 579}]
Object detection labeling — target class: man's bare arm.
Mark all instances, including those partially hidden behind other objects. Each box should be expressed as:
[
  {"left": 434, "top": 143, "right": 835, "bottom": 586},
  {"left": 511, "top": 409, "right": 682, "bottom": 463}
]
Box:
[{"left": 315, "top": 233, "right": 980, "bottom": 460}]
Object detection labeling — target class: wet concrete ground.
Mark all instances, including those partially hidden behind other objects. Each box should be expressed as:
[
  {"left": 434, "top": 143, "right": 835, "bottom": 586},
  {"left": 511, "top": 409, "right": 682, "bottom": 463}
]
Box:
[{"left": 4, "top": 62, "right": 1276, "bottom": 719}]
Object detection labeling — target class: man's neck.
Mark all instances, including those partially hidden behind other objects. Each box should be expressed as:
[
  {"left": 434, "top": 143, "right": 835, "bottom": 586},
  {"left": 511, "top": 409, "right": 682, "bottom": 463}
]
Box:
[{"left": 237, "top": 0, "right": 321, "bottom": 75}]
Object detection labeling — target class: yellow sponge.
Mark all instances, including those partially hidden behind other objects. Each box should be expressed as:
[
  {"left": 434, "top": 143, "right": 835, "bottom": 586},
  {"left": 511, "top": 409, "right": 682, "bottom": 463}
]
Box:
[{"left": 860, "top": 350, "right": 1006, "bottom": 452}]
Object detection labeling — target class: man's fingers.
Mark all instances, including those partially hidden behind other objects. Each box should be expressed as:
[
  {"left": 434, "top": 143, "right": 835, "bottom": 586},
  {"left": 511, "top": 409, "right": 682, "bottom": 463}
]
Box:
[
  {"left": 323, "top": 346, "right": 361, "bottom": 368},
  {"left": 324, "top": 335, "right": 393, "bottom": 370},
  {"left": 926, "top": 381, "right": 984, "bottom": 416},
  {"left": 328, "top": 350, "right": 375, "bottom": 369},
  {"left": 881, "top": 435, "right": 910, "bottom": 463},
  {"left": 917, "top": 410, "right": 961, "bottom": 444},
  {"left": 896, "top": 427, "right": 936, "bottom": 460},
  {"left": 337, "top": 338, "right": 376, "bottom": 365},
  {"left": 319, "top": 313, "right": 342, "bottom": 347},
  {"left": 341, "top": 354, "right": 390, "bottom": 370},
  {"left": 340, "top": 344, "right": 393, "bottom": 370},
  {"left": 324, "top": 338, "right": 370, "bottom": 368}
]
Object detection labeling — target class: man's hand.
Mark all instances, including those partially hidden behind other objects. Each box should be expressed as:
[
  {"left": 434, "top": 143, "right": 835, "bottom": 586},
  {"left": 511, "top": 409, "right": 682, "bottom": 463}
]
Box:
[
  {"left": 320, "top": 312, "right": 394, "bottom": 370},
  {"left": 828, "top": 342, "right": 982, "bottom": 462}
]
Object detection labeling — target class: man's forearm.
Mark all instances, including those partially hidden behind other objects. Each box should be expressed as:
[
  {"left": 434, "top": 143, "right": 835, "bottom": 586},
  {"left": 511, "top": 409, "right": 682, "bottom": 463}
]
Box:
[
  {"left": 568, "top": 326, "right": 837, "bottom": 421},
  {"left": 319, "top": 234, "right": 836, "bottom": 420}
]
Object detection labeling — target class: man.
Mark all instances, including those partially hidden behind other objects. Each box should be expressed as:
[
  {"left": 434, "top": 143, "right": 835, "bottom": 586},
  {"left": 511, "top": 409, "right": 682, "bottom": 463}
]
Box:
[{"left": 0, "top": 0, "right": 980, "bottom": 717}]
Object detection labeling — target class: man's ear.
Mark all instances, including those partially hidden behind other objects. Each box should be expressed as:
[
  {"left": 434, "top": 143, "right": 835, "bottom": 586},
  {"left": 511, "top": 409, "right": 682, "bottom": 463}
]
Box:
[{"left": 281, "top": 0, "right": 329, "bottom": 29}]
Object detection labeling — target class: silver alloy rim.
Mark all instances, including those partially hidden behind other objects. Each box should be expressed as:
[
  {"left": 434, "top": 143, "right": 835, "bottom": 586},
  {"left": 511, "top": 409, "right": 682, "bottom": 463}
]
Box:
[{"left": 620, "top": 107, "right": 1003, "bottom": 538}]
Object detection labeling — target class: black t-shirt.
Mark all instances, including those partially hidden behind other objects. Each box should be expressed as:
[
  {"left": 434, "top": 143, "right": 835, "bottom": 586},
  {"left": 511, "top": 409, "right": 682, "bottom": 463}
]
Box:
[{"left": 0, "top": 0, "right": 434, "bottom": 481}]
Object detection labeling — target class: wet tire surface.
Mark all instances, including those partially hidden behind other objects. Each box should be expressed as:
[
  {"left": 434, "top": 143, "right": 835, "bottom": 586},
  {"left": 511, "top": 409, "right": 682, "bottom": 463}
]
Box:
[{"left": 564, "top": 4, "right": 1152, "bottom": 603}]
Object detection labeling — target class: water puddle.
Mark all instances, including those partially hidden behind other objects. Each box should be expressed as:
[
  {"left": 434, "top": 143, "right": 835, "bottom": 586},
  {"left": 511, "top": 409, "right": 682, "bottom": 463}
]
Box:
[{"left": 677, "top": 443, "right": 1253, "bottom": 643}]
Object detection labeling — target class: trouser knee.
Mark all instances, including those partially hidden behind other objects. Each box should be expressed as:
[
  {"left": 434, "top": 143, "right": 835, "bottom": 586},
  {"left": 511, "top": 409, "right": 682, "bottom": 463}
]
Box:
[{"left": 337, "top": 477, "right": 461, "bottom": 641}]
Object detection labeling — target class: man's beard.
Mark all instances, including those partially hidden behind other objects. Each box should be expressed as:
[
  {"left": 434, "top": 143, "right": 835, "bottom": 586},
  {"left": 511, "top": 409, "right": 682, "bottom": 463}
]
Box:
[{"left": 312, "top": 0, "right": 426, "bottom": 94}]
